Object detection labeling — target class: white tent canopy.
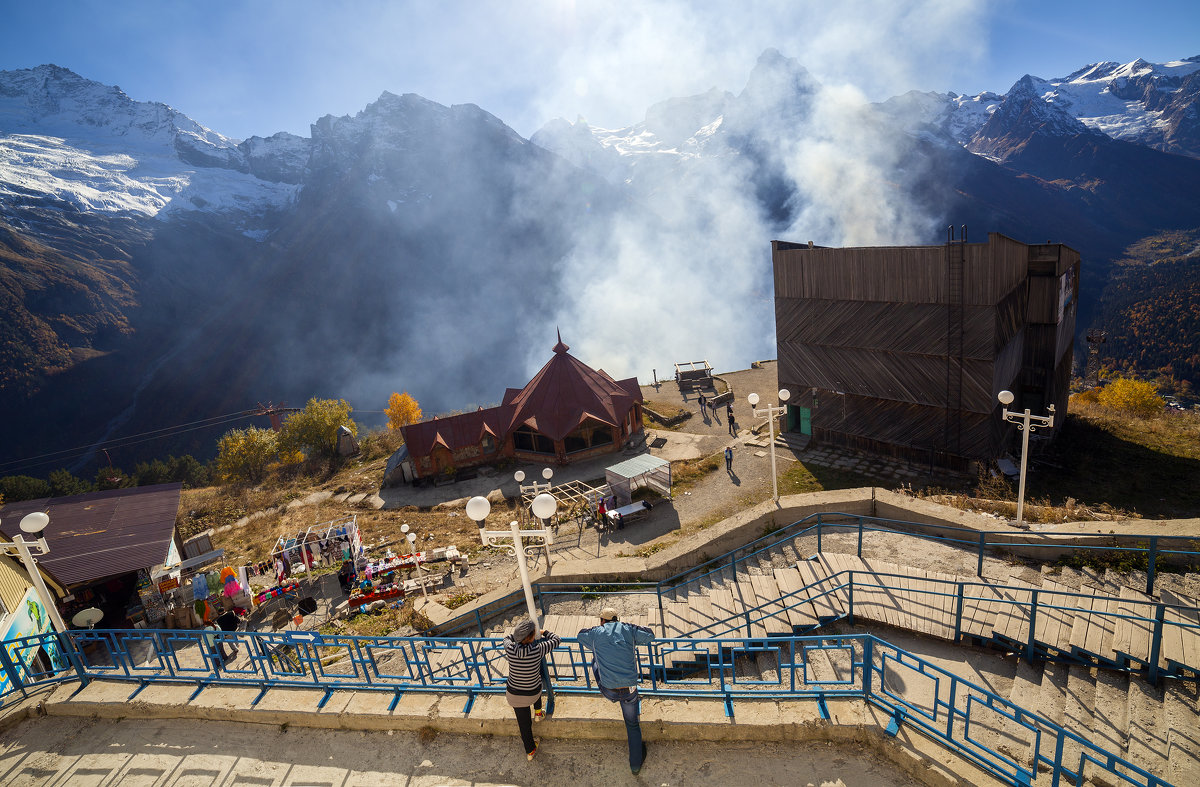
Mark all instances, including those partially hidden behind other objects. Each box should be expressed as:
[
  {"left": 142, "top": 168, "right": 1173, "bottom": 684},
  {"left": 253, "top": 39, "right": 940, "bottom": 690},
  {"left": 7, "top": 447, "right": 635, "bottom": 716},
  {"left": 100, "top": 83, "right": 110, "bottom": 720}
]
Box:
[{"left": 604, "top": 454, "right": 672, "bottom": 507}]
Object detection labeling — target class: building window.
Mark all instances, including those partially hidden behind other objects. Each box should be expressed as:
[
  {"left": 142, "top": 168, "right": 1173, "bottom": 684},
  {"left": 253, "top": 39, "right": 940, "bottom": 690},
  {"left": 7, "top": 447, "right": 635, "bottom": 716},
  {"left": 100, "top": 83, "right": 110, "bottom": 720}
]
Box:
[
  {"left": 514, "top": 426, "right": 555, "bottom": 455},
  {"left": 563, "top": 422, "right": 615, "bottom": 454},
  {"left": 481, "top": 434, "right": 495, "bottom": 453}
]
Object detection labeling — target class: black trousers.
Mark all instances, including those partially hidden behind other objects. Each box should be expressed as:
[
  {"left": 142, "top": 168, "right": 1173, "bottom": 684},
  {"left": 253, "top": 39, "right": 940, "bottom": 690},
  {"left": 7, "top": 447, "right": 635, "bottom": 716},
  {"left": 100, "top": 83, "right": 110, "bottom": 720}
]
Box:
[{"left": 513, "top": 697, "right": 543, "bottom": 754}]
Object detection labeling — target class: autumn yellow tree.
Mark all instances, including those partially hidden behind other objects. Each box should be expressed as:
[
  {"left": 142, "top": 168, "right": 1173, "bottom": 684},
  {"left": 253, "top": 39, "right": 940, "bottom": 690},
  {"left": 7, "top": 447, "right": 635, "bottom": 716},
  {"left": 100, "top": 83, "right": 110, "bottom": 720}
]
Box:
[
  {"left": 216, "top": 426, "right": 278, "bottom": 482},
  {"left": 1096, "top": 377, "right": 1165, "bottom": 418},
  {"left": 386, "top": 391, "right": 423, "bottom": 431}
]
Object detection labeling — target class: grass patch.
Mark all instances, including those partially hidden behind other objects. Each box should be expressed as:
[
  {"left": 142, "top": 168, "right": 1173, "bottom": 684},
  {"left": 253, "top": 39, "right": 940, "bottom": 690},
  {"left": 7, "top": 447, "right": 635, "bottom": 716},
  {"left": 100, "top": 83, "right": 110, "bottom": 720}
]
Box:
[
  {"left": 672, "top": 454, "right": 722, "bottom": 492},
  {"left": 1020, "top": 409, "right": 1200, "bottom": 519},
  {"left": 778, "top": 461, "right": 883, "bottom": 495},
  {"left": 644, "top": 400, "right": 690, "bottom": 420},
  {"left": 443, "top": 592, "right": 480, "bottom": 610}
]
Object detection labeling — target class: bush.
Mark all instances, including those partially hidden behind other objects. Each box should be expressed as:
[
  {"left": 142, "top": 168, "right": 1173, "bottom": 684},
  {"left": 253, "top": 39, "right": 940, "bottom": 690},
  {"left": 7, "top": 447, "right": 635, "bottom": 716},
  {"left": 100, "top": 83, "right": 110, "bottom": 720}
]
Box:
[
  {"left": 279, "top": 398, "right": 357, "bottom": 458},
  {"left": 95, "top": 465, "right": 132, "bottom": 491},
  {"left": 1096, "top": 377, "right": 1165, "bottom": 417},
  {"left": 216, "top": 427, "right": 279, "bottom": 483},
  {"left": 0, "top": 474, "right": 52, "bottom": 502},
  {"left": 48, "top": 469, "right": 92, "bottom": 497}
]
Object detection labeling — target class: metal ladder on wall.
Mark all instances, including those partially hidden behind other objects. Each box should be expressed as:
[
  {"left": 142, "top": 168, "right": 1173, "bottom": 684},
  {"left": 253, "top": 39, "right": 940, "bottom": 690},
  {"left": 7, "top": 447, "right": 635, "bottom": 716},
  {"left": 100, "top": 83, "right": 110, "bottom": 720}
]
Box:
[{"left": 944, "top": 226, "right": 966, "bottom": 460}]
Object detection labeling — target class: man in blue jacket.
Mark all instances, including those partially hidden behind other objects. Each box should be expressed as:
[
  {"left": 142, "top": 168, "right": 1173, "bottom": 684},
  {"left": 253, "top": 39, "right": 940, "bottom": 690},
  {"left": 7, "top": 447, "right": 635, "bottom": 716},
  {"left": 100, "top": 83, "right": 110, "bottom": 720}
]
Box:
[{"left": 578, "top": 606, "right": 655, "bottom": 774}]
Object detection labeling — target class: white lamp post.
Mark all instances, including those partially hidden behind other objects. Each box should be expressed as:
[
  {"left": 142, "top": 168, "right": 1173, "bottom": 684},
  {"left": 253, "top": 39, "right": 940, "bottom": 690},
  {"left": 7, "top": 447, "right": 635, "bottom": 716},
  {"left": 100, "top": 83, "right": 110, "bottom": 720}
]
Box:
[
  {"left": 748, "top": 388, "right": 791, "bottom": 505},
  {"left": 405, "top": 531, "right": 427, "bottom": 604},
  {"left": 466, "top": 493, "right": 557, "bottom": 627},
  {"left": 1, "top": 512, "right": 68, "bottom": 633},
  {"left": 998, "top": 390, "right": 1056, "bottom": 527}
]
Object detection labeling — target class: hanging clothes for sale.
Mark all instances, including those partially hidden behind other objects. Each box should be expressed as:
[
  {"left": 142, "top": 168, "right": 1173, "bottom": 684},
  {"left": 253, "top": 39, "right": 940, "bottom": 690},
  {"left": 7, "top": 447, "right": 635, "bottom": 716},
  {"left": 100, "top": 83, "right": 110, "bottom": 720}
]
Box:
[{"left": 192, "top": 574, "right": 209, "bottom": 601}]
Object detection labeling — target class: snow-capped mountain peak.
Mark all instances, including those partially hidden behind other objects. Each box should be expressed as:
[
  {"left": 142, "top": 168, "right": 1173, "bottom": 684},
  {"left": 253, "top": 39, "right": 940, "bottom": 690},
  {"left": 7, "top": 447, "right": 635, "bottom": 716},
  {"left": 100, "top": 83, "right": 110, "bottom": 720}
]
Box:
[{"left": 0, "top": 64, "right": 302, "bottom": 228}]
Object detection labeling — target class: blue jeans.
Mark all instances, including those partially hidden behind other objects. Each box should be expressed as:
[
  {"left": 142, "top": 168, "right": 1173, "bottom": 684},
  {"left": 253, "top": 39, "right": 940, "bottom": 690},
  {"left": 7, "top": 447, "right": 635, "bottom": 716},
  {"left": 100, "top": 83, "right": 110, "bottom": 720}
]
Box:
[{"left": 599, "top": 684, "right": 644, "bottom": 770}]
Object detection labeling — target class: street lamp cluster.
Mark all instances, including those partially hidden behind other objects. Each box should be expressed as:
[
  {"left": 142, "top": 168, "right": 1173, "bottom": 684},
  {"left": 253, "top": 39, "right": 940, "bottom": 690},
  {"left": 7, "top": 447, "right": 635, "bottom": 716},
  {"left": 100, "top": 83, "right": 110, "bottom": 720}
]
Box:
[
  {"left": 998, "top": 390, "right": 1055, "bottom": 527},
  {"left": 466, "top": 468, "right": 558, "bottom": 627},
  {"left": 748, "top": 388, "right": 791, "bottom": 505}
]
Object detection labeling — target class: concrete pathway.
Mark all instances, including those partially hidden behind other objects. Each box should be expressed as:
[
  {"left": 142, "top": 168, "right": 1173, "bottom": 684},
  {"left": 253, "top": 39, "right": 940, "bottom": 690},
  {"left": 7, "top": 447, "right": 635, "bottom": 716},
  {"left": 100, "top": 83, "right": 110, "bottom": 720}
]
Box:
[{"left": 0, "top": 714, "right": 913, "bottom": 787}]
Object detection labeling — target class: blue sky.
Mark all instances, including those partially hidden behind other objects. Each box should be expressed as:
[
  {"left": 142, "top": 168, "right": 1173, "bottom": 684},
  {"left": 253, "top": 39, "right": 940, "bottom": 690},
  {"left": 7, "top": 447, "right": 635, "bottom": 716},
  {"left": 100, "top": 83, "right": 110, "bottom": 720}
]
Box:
[{"left": 1, "top": 0, "right": 1196, "bottom": 141}]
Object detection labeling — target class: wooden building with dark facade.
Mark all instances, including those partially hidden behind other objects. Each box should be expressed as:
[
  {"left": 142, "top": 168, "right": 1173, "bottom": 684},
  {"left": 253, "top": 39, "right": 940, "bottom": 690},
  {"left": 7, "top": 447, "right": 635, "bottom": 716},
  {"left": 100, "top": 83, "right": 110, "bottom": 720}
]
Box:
[{"left": 772, "top": 232, "right": 1080, "bottom": 469}]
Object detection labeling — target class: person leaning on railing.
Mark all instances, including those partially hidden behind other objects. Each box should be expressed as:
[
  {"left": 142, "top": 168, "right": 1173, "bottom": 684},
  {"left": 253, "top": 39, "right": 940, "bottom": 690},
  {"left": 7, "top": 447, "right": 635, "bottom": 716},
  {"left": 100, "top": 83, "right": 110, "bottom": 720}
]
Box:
[
  {"left": 577, "top": 606, "right": 654, "bottom": 775},
  {"left": 503, "top": 618, "right": 560, "bottom": 761}
]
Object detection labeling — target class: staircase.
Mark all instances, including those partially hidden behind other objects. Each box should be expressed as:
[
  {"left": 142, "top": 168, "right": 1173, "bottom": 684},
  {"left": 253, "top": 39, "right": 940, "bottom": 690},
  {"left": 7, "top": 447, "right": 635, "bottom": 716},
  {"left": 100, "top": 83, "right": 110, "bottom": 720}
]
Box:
[{"left": 477, "top": 542, "right": 1200, "bottom": 785}]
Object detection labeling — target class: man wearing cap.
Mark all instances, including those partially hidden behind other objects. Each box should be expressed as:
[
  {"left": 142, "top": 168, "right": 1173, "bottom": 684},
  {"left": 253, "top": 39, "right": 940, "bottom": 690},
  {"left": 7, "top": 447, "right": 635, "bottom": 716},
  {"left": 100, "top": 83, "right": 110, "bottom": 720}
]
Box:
[{"left": 577, "top": 606, "right": 654, "bottom": 774}]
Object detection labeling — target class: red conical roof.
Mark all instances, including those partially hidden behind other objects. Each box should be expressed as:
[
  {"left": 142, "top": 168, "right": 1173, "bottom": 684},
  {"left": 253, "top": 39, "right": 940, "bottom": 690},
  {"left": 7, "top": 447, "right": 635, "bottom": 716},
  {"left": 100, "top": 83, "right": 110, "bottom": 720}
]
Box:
[{"left": 506, "top": 336, "right": 641, "bottom": 441}]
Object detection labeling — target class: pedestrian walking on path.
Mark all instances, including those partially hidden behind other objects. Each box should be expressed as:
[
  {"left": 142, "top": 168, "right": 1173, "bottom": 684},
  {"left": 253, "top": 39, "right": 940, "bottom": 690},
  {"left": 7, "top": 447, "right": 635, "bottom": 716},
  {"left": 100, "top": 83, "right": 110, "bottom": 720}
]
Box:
[
  {"left": 726, "top": 402, "right": 734, "bottom": 422},
  {"left": 724, "top": 445, "right": 733, "bottom": 473},
  {"left": 728, "top": 416, "right": 737, "bottom": 436},
  {"left": 504, "top": 618, "right": 560, "bottom": 761},
  {"left": 698, "top": 392, "right": 706, "bottom": 418},
  {"left": 578, "top": 607, "right": 654, "bottom": 774}
]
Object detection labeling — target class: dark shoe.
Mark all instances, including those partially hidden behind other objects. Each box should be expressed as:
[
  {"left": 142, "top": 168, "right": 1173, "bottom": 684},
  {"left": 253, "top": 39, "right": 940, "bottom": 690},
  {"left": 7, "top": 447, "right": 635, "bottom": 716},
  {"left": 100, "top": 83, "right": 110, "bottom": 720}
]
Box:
[{"left": 631, "top": 742, "right": 648, "bottom": 774}]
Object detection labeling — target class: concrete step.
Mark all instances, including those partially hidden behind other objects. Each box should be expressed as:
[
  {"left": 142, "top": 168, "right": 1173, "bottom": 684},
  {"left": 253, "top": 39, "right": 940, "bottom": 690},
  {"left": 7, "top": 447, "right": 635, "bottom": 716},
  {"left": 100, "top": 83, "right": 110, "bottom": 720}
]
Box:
[
  {"left": 1088, "top": 670, "right": 1130, "bottom": 770},
  {"left": 991, "top": 580, "right": 1038, "bottom": 648},
  {"left": 747, "top": 573, "right": 792, "bottom": 635},
  {"left": 1058, "top": 666, "right": 1097, "bottom": 772},
  {"left": 1164, "top": 680, "right": 1200, "bottom": 786},
  {"left": 1160, "top": 588, "right": 1200, "bottom": 674},
  {"left": 771, "top": 566, "right": 819, "bottom": 630},
  {"left": 1034, "top": 579, "right": 1078, "bottom": 658},
  {"left": 1111, "top": 586, "right": 1155, "bottom": 667},
  {"left": 1124, "top": 678, "right": 1168, "bottom": 778},
  {"left": 707, "top": 587, "right": 742, "bottom": 638}
]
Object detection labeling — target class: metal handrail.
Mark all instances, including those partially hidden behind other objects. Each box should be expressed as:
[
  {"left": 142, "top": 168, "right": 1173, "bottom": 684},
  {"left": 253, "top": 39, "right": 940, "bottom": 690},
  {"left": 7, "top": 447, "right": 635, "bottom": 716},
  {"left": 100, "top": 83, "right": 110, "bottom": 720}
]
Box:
[{"left": 0, "top": 629, "right": 1173, "bottom": 787}]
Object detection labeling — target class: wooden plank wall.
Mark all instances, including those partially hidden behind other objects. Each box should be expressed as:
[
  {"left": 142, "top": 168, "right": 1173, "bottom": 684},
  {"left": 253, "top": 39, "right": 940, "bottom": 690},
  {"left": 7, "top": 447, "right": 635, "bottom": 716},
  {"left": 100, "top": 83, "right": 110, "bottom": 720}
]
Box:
[
  {"left": 779, "top": 343, "right": 997, "bottom": 414},
  {"left": 773, "top": 235, "right": 1027, "bottom": 306},
  {"left": 772, "top": 233, "right": 1079, "bottom": 467}
]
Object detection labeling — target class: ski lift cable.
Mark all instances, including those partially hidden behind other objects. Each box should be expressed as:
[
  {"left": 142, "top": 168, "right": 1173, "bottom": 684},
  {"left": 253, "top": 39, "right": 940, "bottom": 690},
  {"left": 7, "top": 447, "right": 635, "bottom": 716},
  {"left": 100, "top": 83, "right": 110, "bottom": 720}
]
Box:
[{"left": 0, "top": 410, "right": 257, "bottom": 473}]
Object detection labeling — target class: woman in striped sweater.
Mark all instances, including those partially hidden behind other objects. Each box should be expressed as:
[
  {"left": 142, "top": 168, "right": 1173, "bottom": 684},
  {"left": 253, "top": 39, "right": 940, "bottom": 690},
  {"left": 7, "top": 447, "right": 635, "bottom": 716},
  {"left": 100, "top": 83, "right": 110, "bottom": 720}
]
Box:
[{"left": 504, "top": 618, "right": 561, "bottom": 760}]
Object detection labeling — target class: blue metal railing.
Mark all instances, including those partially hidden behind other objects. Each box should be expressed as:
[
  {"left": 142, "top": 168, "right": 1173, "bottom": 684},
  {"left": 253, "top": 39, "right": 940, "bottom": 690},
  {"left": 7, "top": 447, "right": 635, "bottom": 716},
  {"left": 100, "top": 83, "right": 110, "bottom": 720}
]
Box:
[
  {"left": 436, "top": 513, "right": 1200, "bottom": 683},
  {"left": 0, "top": 628, "right": 1172, "bottom": 787}
]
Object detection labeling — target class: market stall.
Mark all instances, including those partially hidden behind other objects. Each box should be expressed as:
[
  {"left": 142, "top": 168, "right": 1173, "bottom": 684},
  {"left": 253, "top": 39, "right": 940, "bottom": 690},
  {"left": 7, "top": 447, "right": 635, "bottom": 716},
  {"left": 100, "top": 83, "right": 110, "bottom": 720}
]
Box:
[{"left": 604, "top": 454, "right": 672, "bottom": 507}]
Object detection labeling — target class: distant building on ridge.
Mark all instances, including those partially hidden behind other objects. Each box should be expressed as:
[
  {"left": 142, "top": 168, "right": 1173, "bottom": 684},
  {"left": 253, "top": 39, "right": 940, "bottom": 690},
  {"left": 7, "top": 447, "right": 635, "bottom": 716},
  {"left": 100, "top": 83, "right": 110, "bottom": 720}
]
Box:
[{"left": 771, "top": 232, "right": 1080, "bottom": 470}]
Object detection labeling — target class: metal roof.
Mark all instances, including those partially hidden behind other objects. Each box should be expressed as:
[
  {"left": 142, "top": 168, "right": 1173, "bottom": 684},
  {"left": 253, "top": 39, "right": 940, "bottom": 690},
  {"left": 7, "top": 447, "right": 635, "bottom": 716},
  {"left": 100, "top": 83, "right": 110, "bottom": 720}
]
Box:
[
  {"left": 605, "top": 454, "right": 670, "bottom": 479},
  {"left": 0, "top": 483, "right": 181, "bottom": 588}
]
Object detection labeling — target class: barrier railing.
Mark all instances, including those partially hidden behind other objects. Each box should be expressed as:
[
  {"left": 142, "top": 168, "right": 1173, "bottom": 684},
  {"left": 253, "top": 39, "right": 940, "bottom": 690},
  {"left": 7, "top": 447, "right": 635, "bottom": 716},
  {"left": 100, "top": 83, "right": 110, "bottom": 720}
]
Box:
[
  {"left": 0, "top": 628, "right": 1172, "bottom": 787},
  {"left": 437, "top": 512, "right": 1200, "bottom": 683}
]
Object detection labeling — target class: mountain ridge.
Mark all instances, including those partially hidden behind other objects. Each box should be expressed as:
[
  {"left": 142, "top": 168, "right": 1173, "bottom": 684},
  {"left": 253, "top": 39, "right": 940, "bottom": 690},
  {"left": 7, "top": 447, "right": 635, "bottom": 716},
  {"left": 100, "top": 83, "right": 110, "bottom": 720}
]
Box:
[{"left": 2, "top": 52, "right": 1199, "bottom": 473}]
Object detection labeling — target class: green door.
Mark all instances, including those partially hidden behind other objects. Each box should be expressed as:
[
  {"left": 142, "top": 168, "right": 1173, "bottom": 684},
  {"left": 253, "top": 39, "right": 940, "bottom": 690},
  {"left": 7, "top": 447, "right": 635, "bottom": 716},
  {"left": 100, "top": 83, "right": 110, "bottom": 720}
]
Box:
[{"left": 798, "top": 407, "right": 812, "bottom": 436}]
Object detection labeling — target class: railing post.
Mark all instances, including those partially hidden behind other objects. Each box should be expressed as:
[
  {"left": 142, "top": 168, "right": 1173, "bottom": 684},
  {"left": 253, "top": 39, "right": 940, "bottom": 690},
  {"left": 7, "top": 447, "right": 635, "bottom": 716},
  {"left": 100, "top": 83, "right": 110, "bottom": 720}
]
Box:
[
  {"left": 0, "top": 639, "right": 26, "bottom": 698},
  {"left": 476, "top": 609, "right": 484, "bottom": 638},
  {"left": 817, "top": 516, "right": 823, "bottom": 554},
  {"left": 1146, "top": 537, "right": 1158, "bottom": 595},
  {"left": 1148, "top": 603, "right": 1166, "bottom": 686},
  {"left": 1026, "top": 589, "right": 1038, "bottom": 665},
  {"left": 862, "top": 636, "right": 873, "bottom": 698},
  {"left": 857, "top": 518, "right": 864, "bottom": 558},
  {"left": 953, "top": 582, "right": 965, "bottom": 640},
  {"left": 977, "top": 532, "right": 986, "bottom": 577},
  {"left": 847, "top": 572, "right": 855, "bottom": 623},
  {"left": 60, "top": 631, "right": 91, "bottom": 688}
]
